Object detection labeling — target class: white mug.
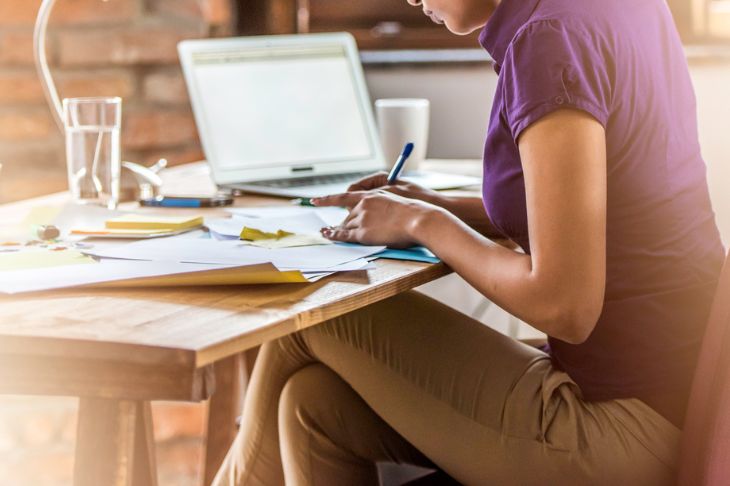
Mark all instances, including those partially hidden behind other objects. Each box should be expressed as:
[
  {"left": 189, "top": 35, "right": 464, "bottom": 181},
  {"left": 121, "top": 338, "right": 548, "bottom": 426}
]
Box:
[{"left": 375, "top": 98, "right": 430, "bottom": 172}]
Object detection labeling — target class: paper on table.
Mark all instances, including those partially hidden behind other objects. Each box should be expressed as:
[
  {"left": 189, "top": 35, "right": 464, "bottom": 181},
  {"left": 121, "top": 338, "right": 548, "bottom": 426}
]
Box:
[
  {"left": 70, "top": 227, "right": 202, "bottom": 239},
  {"left": 50, "top": 203, "right": 129, "bottom": 239},
  {"left": 207, "top": 212, "right": 331, "bottom": 239},
  {"left": 118, "top": 258, "right": 376, "bottom": 288},
  {"left": 277, "top": 258, "right": 373, "bottom": 272},
  {"left": 85, "top": 238, "right": 385, "bottom": 270},
  {"left": 298, "top": 260, "right": 376, "bottom": 283},
  {"left": 106, "top": 214, "right": 204, "bottom": 231},
  {"left": 0, "top": 260, "right": 305, "bottom": 294},
  {"left": 95, "top": 262, "right": 310, "bottom": 288},
  {"left": 0, "top": 248, "right": 96, "bottom": 271},
  {"left": 227, "top": 206, "right": 350, "bottom": 228},
  {"left": 376, "top": 247, "right": 441, "bottom": 264},
  {"left": 240, "top": 234, "right": 332, "bottom": 249}
]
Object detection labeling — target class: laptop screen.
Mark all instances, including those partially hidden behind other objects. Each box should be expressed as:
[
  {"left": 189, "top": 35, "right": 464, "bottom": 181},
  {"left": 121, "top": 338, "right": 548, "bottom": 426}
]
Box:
[{"left": 189, "top": 44, "right": 376, "bottom": 172}]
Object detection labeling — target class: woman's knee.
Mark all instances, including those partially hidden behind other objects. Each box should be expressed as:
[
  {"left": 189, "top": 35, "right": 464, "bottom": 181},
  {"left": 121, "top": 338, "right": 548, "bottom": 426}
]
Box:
[{"left": 278, "top": 364, "right": 341, "bottom": 436}]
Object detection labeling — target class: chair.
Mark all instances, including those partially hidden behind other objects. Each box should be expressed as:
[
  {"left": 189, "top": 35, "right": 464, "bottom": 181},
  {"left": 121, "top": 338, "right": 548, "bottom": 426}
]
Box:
[{"left": 677, "top": 251, "right": 730, "bottom": 485}]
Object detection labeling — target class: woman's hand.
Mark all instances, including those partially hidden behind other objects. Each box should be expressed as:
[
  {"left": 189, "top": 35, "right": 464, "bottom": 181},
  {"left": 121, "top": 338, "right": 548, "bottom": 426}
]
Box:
[
  {"left": 346, "top": 171, "right": 444, "bottom": 206},
  {"left": 312, "top": 190, "right": 441, "bottom": 248},
  {"left": 347, "top": 171, "right": 501, "bottom": 237}
]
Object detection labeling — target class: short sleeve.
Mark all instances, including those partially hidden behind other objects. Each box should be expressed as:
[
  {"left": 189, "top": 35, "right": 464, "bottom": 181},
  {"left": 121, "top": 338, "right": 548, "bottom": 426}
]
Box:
[{"left": 501, "top": 19, "right": 612, "bottom": 142}]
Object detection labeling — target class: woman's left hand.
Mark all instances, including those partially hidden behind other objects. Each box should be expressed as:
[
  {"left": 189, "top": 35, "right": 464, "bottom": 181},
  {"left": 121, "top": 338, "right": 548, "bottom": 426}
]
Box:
[{"left": 312, "top": 191, "right": 438, "bottom": 248}]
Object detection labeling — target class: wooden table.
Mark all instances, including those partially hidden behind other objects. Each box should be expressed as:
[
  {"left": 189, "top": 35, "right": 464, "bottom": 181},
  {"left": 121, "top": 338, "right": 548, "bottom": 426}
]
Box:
[{"left": 0, "top": 161, "right": 472, "bottom": 486}]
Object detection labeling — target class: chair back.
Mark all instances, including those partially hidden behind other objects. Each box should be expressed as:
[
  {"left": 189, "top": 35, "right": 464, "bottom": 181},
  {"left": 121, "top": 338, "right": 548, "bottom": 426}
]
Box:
[{"left": 678, "top": 251, "right": 730, "bottom": 485}]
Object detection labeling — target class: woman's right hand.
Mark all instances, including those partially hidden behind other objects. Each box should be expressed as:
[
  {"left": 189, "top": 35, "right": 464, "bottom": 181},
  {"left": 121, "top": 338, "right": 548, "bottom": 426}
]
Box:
[{"left": 347, "top": 171, "right": 445, "bottom": 207}]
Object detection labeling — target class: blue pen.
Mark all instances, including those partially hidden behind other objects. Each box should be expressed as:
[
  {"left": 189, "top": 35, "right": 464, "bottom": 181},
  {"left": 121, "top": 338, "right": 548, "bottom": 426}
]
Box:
[{"left": 386, "top": 142, "right": 415, "bottom": 185}]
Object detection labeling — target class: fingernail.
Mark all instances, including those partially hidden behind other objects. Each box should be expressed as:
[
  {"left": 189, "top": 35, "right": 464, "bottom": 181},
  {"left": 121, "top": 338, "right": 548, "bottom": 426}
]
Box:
[{"left": 310, "top": 198, "right": 320, "bottom": 206}]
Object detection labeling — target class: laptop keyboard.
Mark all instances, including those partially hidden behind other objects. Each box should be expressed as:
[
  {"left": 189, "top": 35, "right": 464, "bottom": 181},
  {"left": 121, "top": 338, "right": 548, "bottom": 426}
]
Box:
[{"left": 246, "top": 171, "right": 373, "bottom": 189}]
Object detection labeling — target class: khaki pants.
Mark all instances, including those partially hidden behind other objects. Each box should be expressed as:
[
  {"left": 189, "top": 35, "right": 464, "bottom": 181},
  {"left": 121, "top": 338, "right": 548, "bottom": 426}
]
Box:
[{"left": 213, "top": 292, "right": 680, "bottom": 486}]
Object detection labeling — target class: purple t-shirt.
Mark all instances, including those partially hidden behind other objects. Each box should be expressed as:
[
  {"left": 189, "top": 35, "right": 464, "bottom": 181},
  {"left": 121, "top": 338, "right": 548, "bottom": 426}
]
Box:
[{"left": 479, "top": 0, "right": 724, "bottom": 420}]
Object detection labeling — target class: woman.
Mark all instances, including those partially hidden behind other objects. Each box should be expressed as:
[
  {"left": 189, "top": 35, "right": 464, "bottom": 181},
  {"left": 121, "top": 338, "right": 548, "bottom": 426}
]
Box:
[{"left": 214, "top": 0, "right": 725, "bottom": 484}]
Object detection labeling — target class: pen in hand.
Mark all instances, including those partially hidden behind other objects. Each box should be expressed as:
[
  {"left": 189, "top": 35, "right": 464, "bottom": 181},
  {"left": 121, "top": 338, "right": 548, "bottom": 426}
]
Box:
[
  {"left": 304, "top": 142, "right": 416, "bottom": 209},
  {"left": 386, "top": 142, "right": 415, "bottom": 185}
]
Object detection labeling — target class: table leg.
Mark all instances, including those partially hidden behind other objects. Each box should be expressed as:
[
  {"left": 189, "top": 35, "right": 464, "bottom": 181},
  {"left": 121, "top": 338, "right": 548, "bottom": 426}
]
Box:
[
  {"left": 132, "top": 402, "right": 158, "bottom": 486},
  {"left": 202, "top": 354, "right": 247, "bottom": 486},
  {"left": 74, "top": 398, "right": 158, "bottom": 486}
]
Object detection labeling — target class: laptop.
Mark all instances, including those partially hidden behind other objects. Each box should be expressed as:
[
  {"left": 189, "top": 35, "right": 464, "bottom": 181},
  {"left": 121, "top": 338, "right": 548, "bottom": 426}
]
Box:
[{"left": 178, "top": 33, "right": 480, "bottom": 198}]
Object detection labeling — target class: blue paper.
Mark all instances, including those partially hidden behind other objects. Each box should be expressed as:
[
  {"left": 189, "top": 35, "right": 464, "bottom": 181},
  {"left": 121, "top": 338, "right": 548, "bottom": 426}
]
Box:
[
  {"left": 376, "top": 246, "right": 440, "bottom": 264},
  {"left": 331, "top": 243, "right": 440, "bottom": 264}
]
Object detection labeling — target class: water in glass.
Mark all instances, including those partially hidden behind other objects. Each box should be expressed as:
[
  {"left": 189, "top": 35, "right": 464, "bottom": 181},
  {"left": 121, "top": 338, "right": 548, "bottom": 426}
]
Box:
[{"left": 66, "top": 125, "right": 120, "bottom": 209}]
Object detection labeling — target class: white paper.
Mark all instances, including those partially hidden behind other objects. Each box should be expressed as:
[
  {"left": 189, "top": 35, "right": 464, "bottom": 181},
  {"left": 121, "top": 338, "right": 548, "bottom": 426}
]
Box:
[
  {"left": 0, "top": 252, "right": 378, "bottom": 294},
  {"left": 299, "top": 260, "right": 375, "bottom": 282},
  {"left": 227, "top": 206, "right": 350, "bottom": 228},
  {"left": 84, "top": 238, "right": 385, "bottom": 270},
  {"left": 0, "top": 260, "right": 240, "bottom": 294},
  {"left": 277, "top": 258, "right": 373, "bottom": 272},
  {"left": 51, "top": 203, "right": 129, "bottom": 240},
  {"left": 207, "top": 212, "right": 330, "bottom": 239}
]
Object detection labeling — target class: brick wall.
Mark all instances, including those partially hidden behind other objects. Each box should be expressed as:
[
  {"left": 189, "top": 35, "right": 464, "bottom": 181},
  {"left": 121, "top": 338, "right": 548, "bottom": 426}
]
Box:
[
  {"left": 0, "top": 0, "right": 235, "bottom": 203},
  {"left": 0, "top": 1, "right": 235, "bottom": 484}
]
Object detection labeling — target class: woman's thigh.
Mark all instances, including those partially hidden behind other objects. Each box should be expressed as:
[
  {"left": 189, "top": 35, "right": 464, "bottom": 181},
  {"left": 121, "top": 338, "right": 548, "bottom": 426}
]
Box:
[{"left": 297, "top": 291, "right": 678, "bottom": 485}]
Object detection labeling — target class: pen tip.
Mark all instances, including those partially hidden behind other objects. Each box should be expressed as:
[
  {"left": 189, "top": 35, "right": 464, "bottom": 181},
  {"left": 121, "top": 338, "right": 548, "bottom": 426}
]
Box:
[{"left": 402, "top": 142, "right": 414, "bottom": 158}]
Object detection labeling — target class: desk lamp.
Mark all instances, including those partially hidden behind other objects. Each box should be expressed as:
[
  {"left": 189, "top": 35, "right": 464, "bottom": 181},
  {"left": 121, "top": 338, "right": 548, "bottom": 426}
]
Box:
[
  {"left": 33, "top": 0, "right": 166, "bottom": 198},
  {"left": 33, "top": 0, "right": 75, "bottom": 131}
]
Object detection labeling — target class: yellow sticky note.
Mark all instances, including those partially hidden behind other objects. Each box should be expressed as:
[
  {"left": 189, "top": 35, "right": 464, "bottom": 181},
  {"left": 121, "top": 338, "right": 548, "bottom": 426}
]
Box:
[
  {"left": 0, "top": 249, "right": 96, "bottom": 271},
  {"left": 72, "top": 228, "right": 173, "bottom": 237},
  {"left": 240, "top": 227, "right": 294, "bottom": 241},
  {"left": 106, "top": 214, "right": 204, "bottom": 231}
]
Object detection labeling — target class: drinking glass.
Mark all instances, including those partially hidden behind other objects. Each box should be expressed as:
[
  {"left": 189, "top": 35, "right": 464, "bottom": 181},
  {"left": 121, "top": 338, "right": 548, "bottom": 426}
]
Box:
[{"left": 63, "top": 97, "right": 121, "bottom": 209}]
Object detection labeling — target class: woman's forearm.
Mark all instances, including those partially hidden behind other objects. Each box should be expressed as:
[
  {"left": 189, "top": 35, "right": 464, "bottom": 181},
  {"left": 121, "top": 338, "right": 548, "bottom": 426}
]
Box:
[{"left": 411, "top": 208, "right": 598, "bottom": 344}]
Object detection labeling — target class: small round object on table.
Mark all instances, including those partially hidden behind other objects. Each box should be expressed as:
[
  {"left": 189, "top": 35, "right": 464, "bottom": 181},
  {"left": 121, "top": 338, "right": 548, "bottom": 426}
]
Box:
[{"left": 36, "top": 225, "right": 60, "bottom": 241}]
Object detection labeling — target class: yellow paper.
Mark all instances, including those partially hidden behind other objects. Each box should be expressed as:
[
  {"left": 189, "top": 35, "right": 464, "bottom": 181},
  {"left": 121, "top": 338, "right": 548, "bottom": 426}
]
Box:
[
  {"left": 72, "top": 228, "right": 172, "bottom": 236},
  {"left": 93, "top": 263, "right": 308, "bottom": 288},
  {"left": 240, "top": 227, "right": 294, "bottom": 241},
  {"left": 106, "top": 214, "right": 204, "bottom": 231},
  {"left": 0, "top": 249, "right": 96, "bottom": 271}
]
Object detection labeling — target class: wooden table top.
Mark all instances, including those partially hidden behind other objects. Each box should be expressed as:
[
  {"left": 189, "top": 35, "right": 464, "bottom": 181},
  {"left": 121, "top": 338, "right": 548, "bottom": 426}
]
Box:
[{"left": 0, "top": 161, "right": 476, "bottom": 401}]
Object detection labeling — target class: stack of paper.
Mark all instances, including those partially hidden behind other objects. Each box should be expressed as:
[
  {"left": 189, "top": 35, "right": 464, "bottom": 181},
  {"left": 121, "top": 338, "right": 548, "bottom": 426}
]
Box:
[
  {"left": 72, "top": 213, "right": 204, "bottom": 239},
  {"left": 0, "top": 203, "right": 440, "bottom": 295},
  {"left": 207, "top": 212, "right": 332, "bottom": 248},
  {"left": 84, "top": 236, "right": 383, "bottom": 274},
  {"left": 227, "top": 206, "right": 350, "bottom": 228},
  {"left": 107, "top": 214, "right": 204, "bottom": 230}
]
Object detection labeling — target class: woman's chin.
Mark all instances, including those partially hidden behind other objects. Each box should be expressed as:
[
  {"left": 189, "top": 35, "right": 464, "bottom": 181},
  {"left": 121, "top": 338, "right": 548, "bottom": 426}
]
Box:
[{"left": 443, "top": 20, "right": 481, "bottom": 36}]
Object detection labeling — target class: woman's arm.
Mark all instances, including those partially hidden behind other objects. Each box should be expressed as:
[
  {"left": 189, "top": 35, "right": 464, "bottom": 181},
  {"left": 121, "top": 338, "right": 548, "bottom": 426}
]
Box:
[
  {"left": 316, "top": 109, "right": 607, "bottom": 344},
  {"left": 438, "top": 196, "right": 500, "bottom": 238}
]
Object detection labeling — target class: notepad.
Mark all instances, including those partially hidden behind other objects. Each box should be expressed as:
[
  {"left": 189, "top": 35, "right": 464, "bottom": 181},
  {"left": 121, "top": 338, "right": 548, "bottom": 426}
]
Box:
[
  {"left": 106, "top": 214, "right": 204, "bottom": 231},
  {"left": 71, "top": 228, "right": 190, "bottom": 238}
]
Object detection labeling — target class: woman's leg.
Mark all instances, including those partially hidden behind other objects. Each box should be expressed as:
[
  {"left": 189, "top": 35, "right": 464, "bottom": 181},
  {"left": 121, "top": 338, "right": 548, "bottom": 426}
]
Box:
[
  {"left": 214, "top": 291, "right": 679, "bottom": 486},
  {"left": 278, "top": 364, "right": 434, "bottom": 485}
]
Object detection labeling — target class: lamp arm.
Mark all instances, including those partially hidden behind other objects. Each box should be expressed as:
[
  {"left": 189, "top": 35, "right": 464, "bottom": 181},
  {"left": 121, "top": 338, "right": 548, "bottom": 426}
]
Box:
[{"left": 34, "top": 0, "right": 64, "bottom": 133}]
